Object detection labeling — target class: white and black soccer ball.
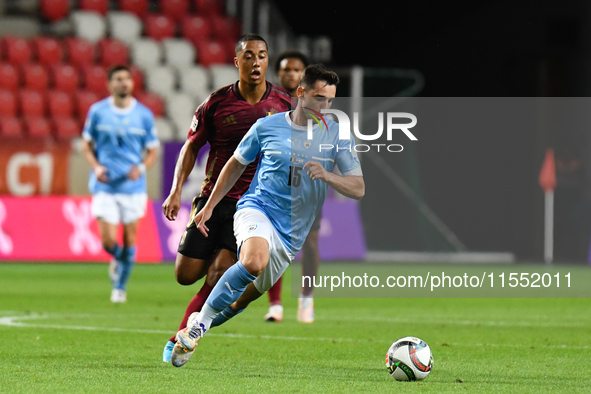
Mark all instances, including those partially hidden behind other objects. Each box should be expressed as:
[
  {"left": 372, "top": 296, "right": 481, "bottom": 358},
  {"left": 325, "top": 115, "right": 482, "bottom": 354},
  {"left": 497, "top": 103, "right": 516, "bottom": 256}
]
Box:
[{"left": 385, "top": 336, "right": 433, "bottom": 381}]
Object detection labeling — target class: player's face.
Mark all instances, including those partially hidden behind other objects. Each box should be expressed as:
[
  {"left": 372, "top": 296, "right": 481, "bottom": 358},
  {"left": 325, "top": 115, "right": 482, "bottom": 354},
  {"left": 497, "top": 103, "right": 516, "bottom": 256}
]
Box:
[
  {"left": 277, "top": 58, "right": 305, "bottom": 93},
  {"left": 235, "top": 40, "right": 268, "bottom": 85},
  {"left": 108, "top": 70, "right": 134, "bottom": 98},
  {"left": 297, "top": 81, "right": 336, "bottom": 113}
]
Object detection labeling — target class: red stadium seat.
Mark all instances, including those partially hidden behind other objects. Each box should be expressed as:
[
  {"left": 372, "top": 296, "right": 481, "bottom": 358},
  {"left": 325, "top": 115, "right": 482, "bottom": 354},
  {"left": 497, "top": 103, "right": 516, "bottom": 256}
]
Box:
[
  {"left": 20, "top": 89, "right": 47, "bottom": 117},
  {"left": 22, "top": 63, "right": 50, "bottom": 92},
  {"left": 32, "top": 37, "right": 65, "bottom": 66},
  {"left": 97, "top": 39, "right": 129, "bottom": 67},
  {"left": 159, "top": 0, "right": 189, "bottom": 22},
  {"left": 0, "top": 90, "right": 18, "bottom": 117},
  {"left": 24, "top": 117, "right": 52, "bottom": 139},
  {"left": 120, "top": 0, "right": 149, "bottom": 19},
  {"left": 193, "top": 0, "right": 224, "bottom": 16},
  {"left": 75, "top": 89, "right": 100, "bottom": 118},
  {"left": 0, "top": 117, "right": 24, "bottom": 138},
  {"left": 195, "top": 40, "right": 228, "bottom": 66},
  {"left": 129, "top": 65, "right": 144, "bottom": 92},
  {"left": 78, "top": 0, "right": 109, "bottom": 15},
  {"left": 181, "top": 15, "right": 211, "bottom": 47},
  {"left": 0, "top": 63, "right": 20, "bottom": 91},
  {"left": 209, "top": 14, "right": 241, "bottom": 42},
  {"left": 47, "top": 90, "right": 74, "bottom": 118},
  {"left": 144, "top": 14, "right": 176, "bottom": 41},
  {"left": 135, "top": 91, "right": 164, "bottom": 116},
  {"left": 3, "top": 37, "right": 32, "bottom": 65},
  {"left": 40, "top": 0, "right": 71, "bottom": 22},
  {"left": 65, "top": 37, "right": 96, "bottom": 67},
  {"left": 50, "top": 63, "right": 80, "bottom": 91},
  {"left": 81, "top": 64, "right": 109, "bottom": 97},
  {"left": 53, "top": 116, "right": 81, "bottom": 139}
]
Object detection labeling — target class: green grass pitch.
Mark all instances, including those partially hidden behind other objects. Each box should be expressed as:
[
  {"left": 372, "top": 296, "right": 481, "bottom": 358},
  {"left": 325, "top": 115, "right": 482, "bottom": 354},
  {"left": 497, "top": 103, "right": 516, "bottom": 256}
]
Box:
[{"left": 0, "top": 263, "right": 589, "bottom": 393}]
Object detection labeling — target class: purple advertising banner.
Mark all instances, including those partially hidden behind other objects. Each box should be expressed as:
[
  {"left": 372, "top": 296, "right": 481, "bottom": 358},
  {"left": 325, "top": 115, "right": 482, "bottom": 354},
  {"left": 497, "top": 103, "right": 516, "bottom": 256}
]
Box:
[{"left": 152, "top": 199, "right": 366, "bottom": 262}]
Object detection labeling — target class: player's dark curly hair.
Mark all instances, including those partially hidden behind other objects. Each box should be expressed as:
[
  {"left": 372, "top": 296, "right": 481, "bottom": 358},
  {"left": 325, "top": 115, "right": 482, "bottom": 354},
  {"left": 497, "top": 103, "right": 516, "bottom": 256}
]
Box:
[
  {"left": 274, "top": 50, "right": 309, "bottom": 73},
  {"left": 107, "top": 65, "right": 131, "bottom": 80},
  {"left": 299, "top": 64, "right": 339, "bottom": 90},
  {"left": 234, "top": 34, "right": 268, "bottom": 54}
]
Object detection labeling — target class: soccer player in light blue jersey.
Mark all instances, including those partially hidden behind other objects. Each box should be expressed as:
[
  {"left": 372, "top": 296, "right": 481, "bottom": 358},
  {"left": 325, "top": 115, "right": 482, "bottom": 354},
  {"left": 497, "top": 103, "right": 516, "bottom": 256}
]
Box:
[
  {"left": 170, "top": 65, "right": 364, "bottom": 367},
  {"left": 81, "top": 65, "right": 159, "bottom": 303}
]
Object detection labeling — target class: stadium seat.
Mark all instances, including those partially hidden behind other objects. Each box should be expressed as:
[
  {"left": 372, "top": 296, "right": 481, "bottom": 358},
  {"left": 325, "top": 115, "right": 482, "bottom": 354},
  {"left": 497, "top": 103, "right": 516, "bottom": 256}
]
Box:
[
  {"left": 178, "top": 65, "right": 210, "bottom": 102},
  {"left": 97, "top": 38, "right": 129, "bottom": 67},
  {"left": 166, "top": 92, "right": 198, "bottom": 136},
  {"left": 65, "top": 37, "right": 96, "bottom": 67},
  {"left": 32, "top": 37, "right": 64, "bottom": 66},
  {"left": 20, "top": 89, "right": 46, "bottom": 117},
  {"left": 119, "top": 0, "right": 149, "bottom": 19},
  {"left": 144, "top": 14, "right": 176, "bottom": 41},
  {"left": 0, "top": 117, "right": 24, "bottom": 138},
  {"left": 40, "top": 0, "right": 71, "bottom": 22},
  {"left": 70, "top": 10, "right": 107, "bottom": 43},
  {"left": 159, "top": 0, "right": 189, "bottom": 22},
  {"left": 135, "top": 91, "right": 164, "bottom": 117},
  {"left": 2, "top": 37, "right": 32, "bottom": 65},
  {"left": 209, "top": 64, "right": 238, "bottom": 90},
  {"left": 0, "top": 89, "right": 17, "bottom": 117},
  {"left": 52, "top": 116, "right": 81, "bottom": 139},
  {"left": 162, "top": 38, "right": 196, "bottom": 71},
  {"left": 193, "top": 0, "right": 224, "bottom": 16},
  {"left": 195, "top": 40, "right": 227, "bottom": 67},
  {"left": 24, "top": 117, "right": 52, "bottom": 138},
  {"left": 81, "top": 64, "right": 109, "bottom": 97},
  {"left": 0, "top": 63, "right": 20, "bottom": 91},
  {"left": 49, "top": 63, "right": 80, "bottom": 91},
  {"left": 47, "top": 90, "right": 74, "bottom": 118},
  {"left": 107, "top": 11, "right": 142, "bottom": 46},
  {"left": 129, "top": 65, "right": 144, "bottom": 92},
  {"left": 209, "top": 14, "right": 241, "bottom": 43},
  {"left": 181, "top": 15, "right": 211, "bottom": 47},
  {"left": 22, "top": 63, "right": 50, "bottom": 92},
  {"left": 75, "top": 89, "right": 100, "bottom": 118},
  {"left": 130, "top": 38, "right": 163, "bottom": 71},
  {"left": 144, "top": 66, "right": 176, "bottom": 100},
  {"left": 154, "top": 116, "right": 177, "bottom": 141},
  {"left": 78, "top": 0, "right": 109, "bottom": 16}
]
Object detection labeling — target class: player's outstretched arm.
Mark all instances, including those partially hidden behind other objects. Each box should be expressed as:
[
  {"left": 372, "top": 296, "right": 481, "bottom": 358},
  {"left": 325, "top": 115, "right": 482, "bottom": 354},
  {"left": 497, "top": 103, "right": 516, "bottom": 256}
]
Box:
[
  {"left": 303, "top": 161, "right": 365, "bottom": 200},
  {"left": 194, "top": 156, "right": 247, "bottom": 236},
  {"left": 162, "top": 140, "right": 199, "bottom": 221}
]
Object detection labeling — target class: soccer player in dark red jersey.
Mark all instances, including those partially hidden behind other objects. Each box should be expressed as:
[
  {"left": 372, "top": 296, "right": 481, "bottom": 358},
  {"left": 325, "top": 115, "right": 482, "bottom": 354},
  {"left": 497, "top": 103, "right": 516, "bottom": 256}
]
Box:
[
  {"left": 161, "top": 34, "right": 292, "bottom": 362},
  {"left": 264, "top": 51, "right": 319, "bottom": 323}
]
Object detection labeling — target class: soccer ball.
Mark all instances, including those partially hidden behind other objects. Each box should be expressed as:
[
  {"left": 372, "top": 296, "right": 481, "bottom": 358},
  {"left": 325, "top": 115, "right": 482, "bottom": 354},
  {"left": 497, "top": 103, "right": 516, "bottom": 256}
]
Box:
[{"left": 385, "top": 336, "right": 433, "bottom": 381}]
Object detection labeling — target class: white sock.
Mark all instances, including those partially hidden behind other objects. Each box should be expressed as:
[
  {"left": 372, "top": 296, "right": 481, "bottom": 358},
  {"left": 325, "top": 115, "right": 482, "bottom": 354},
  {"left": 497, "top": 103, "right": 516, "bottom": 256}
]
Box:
[
  {"left": 269, "top": 304, "right": 283, "bottom": 314},
  {"left": 299, "top": 294, "right": 313, "bottom": 309},
  {"left": 197, "top": 304, "right": 220, "bottom": 332}
]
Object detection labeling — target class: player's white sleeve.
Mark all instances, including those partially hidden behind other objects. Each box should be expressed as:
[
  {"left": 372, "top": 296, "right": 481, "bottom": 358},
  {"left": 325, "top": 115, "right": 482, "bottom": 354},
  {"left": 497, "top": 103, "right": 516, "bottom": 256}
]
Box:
[
  {"left": 335, "top": 136, "right": 363, "bottom": 176},
  {"left": 234, "top": 123, "right": 261, "bottom": 165}
]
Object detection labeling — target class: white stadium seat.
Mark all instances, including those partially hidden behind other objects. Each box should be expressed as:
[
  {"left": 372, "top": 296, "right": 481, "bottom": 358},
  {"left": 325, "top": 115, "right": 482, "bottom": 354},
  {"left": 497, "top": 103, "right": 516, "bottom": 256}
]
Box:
[
  {"left": 107, "top": 11, "right": 142, "bottom": 46},
  {"left": 162, "top": 38, "right": 196, "bottom": 71},
  {"left": 154, "top": 116, "right": 177, "bottom": 142},
  {"left": 165, "top": 92, "right": 199, "bottom": 138},
  {"left": 130, "top": 38, "right": 163, "bottom": 71},
  {"left": 178, "top": 65, "right": 210, "bottom": 103},
  {"left": 70, "top": 11, "right": 106, "bottom": 43},
  {"left": 144, "top": 66, "right": 177, "bottom": 100},
  {"left": 209, "top": 64, "right": 238, "bottom": 90}
]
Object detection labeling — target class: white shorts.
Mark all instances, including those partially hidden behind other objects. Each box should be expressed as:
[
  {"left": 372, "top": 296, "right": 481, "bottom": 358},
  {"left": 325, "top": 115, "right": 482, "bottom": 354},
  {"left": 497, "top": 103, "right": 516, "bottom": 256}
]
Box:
[
  {"left": 91, "top": 192, "right": 148, "bottom": 225},
  {"left": 234, "top": 208, "right": 295, "bottom": 294}
]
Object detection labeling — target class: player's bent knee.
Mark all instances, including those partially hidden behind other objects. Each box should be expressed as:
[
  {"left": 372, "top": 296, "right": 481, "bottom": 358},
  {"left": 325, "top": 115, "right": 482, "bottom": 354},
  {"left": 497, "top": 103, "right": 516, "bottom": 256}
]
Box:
[{"left": 174, "top": 254, "right": 206, "bottom": 286}]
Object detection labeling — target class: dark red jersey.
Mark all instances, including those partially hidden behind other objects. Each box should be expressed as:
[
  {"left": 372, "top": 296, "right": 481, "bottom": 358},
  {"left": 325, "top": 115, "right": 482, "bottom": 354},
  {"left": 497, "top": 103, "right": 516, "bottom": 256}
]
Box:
[{"left": 187, "top": 81, "right": 292, "bottom": 200}]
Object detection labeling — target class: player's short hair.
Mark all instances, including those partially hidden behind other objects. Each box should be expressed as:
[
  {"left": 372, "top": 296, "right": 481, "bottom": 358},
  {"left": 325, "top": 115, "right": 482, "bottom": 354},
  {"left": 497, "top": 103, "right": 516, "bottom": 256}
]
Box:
[
  {"left": 107, "top": 65, "right": 131, "bottom": 81},
  {"left": 234, "top": 34, "right": 268, "bottom": 55},
  {"left": 299, "top": 64, "right": 339, "bottom": 90},
  {"left": 274, "top": 50, "right": 309, "bottom": 73}
]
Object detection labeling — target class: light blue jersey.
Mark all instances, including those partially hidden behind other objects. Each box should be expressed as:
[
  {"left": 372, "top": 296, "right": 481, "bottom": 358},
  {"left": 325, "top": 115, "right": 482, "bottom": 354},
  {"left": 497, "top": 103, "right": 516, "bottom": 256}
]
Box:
[
  {"left": 82, "top": 97, "right": 159, "bottom": 194},
  {"left": 234, "top": 111, "right": 362, "bottom": 255}
]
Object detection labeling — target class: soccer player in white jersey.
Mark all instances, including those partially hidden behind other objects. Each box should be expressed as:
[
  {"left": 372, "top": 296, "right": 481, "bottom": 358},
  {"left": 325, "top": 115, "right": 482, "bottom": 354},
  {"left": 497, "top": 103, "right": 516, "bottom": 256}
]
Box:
[
  {"left": 170, "top": 64, "right": 364, "bottom": 367},
  {"left": 81, "top": 65, "right": 159, "bottom": 303}
]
